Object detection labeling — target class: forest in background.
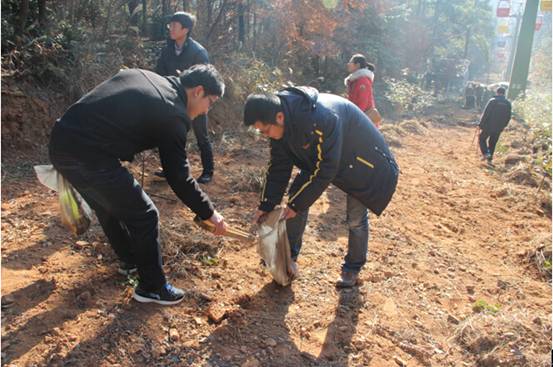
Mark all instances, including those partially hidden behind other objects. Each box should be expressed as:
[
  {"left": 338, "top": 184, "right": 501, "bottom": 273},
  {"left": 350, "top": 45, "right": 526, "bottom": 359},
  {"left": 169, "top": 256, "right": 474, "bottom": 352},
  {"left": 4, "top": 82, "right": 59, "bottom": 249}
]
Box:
[{"left": 1, "top": 0, "right": 551, "bottom": 176}]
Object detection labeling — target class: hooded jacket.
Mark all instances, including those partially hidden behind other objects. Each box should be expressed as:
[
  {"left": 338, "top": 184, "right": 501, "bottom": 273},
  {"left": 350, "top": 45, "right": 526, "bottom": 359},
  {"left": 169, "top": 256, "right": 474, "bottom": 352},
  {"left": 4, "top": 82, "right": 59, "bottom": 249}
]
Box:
[
  {"left": 345, "top": 68, "right": 375, "bottom": 112},
  {"left": 479, "top": 95, "right": 512, "bottom": 133},
  {"left": 155, "top": 37, "right": 209, "bottom": 77},
  {"left": 49, "top": 69, "right": 214, "bottom": 220},
  {"left": 259, "top": 87, "right": 398, "bottom": 216}
]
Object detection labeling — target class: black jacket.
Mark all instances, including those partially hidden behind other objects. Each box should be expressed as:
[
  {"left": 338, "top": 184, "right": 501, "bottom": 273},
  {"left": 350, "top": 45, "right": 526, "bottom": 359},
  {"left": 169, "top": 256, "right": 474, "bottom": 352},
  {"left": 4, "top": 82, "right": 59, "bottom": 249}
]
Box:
[
  {"left": 479, "top": 95, "right": 512, "bottom": 133},
  {"left": 155, "top": 38, "right": 209, "bottom": 76},
  {"left": 49, "top": 69, "right": 214, "bottom": 220},
  {"left": 259, "top": 87, "right": 399, "bottom": 216}
]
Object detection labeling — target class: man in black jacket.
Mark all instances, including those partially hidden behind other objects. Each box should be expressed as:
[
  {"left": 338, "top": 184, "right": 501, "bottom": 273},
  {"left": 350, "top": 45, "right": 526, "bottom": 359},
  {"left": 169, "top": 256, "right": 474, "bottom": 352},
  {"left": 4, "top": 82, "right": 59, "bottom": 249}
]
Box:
[
  {"left": 244, "top": 87, "right": 399, "bottom": 287},
  {"left": 155, "top": 11, "right": 214, "bottom": 184},
  {"left": 478, "top": 87, "right": 512, "bottom": 165},
  {"left": 49, "top": 65, "right": 227, "bottom": 306}
]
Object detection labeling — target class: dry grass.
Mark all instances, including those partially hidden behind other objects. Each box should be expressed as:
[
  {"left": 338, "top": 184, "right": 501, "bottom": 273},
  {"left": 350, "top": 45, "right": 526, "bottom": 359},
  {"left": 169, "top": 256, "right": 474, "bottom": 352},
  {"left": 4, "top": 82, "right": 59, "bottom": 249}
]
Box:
[
  {"left": 504, "top": 163, "right": 539, "bottom": 187},
  {"left": 451, "top": 311, "right": 551, "bottom": 367},
  {"left": 229, "top": 166, "right": 266, "bottom": 193},
  {"left": 160, "top": 223, "right": 225, "bottom": 277},
  {"left": 399, "top": 119, "right": 428, "bottom": 135},
  {"left": 380, "top": 125, "right": 403, "bottom": 148},
  {"left": 523, "top": 233, "right": 552, "bottom": 281}
]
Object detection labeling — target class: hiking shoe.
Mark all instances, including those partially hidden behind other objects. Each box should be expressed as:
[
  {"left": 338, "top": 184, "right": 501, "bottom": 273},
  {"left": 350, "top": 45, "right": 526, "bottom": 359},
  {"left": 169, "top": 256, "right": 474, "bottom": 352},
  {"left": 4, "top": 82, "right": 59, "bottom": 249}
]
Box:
[
  {"left": 154, "top": 170, "right": 165, "bottom": 178},
  {"left": 117, "top": 262, "right": 137, "bottom": 276},
  {"left": 197, "top": 172, "right": 213, "bottom": 184},
  {"left": 336, "top": 271, "right": 359, "bottom": 288},
  {"left": 133, "top": 283, "right": 185, "bottom": 306}
]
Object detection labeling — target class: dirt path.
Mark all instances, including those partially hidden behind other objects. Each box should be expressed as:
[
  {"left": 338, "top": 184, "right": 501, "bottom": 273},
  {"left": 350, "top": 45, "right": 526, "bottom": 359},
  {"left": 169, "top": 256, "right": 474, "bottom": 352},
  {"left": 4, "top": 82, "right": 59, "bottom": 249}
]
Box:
[{"left": 2, "top": 107, "right": 551, "bottom": 367}]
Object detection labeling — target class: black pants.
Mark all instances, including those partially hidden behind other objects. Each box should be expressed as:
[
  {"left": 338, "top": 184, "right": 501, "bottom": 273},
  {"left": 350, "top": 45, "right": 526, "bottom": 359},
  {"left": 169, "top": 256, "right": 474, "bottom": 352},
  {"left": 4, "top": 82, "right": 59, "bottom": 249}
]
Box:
[
  {"left": 49, "top": 149, "right": 166, "bottom": 292},
  {"left": 192, "top": 114, "right": 214, "bottom": 174},
  {"left": 479, "top": 129, "right": 501, "bottom": 159},
  {"left": 464, "top": 95, "right": 475, "bottom": 109}
]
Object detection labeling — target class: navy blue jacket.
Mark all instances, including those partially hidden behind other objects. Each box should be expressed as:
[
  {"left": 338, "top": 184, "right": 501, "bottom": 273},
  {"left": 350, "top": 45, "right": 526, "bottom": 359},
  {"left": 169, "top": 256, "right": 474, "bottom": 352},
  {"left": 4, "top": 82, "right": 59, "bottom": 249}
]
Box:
[
  {"left": 479, "top": 95, "right": 512, "bottom": 133},
  {"left": 155, "top": 38, "right": 209, "bottom": 77},
  {"left": 259, "top": 87, "right": 399, "bottom": 216}
]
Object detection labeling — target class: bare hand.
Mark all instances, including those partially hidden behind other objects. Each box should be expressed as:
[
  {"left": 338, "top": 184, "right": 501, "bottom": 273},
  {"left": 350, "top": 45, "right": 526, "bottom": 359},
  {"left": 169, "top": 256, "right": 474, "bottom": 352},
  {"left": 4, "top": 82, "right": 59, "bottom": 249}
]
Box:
[
  {"left": 280, "top": 206, "right": 297, "bottom": 220},
  {"left": 209, "top": 210, "right": 227, "bottom": 235},
  {"left": 253, "top": 209, "right": 268, "bottom": 224}
]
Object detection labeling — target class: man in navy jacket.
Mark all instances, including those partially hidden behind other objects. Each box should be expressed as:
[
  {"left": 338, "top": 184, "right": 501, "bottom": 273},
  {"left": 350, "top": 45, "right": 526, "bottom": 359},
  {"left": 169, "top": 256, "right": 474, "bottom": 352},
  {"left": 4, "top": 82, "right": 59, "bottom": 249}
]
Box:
[
  {"left": 49, "top": 65, "right": 227, "bottom": 306},
  {"left": 156, "top": 11, "right": 214, "bottom": 184},
  {"left": 478, "top": 87, "right": 512, "bottom": 165},
  {"left": 244, "top": 87, "right": 399, "bottom": 287}
]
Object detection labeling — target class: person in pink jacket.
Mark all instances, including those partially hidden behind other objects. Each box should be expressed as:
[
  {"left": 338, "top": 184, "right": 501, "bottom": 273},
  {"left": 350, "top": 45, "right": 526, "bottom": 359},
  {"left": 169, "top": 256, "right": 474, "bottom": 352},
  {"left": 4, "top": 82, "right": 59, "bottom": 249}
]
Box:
[{"left": 345, "top": 54, "right": 381, "bottom": 128}]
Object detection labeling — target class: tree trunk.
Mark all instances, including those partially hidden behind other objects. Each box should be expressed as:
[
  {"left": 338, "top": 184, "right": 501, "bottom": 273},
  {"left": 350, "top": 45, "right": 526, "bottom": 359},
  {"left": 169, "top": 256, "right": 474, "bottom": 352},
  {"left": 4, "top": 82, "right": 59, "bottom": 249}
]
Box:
[
  {"left": 207, "top": 0, "right": 213, "bottom": 27},
  {"left": 128, "top": 0, "right": 140, "bottom": 26},
  {"left": 252, "top": 2, "right": 257, "bottom": 52},
  {"left": 15, "top": 0, "right": 30, "bottom": 41},
  {"left": 38, "top": 0, "right": 47, "bottom": 29},
  {"left": 463, "top": 27, "right": 470, "bottom": 58},
  {"left": 103, "top": 1, "right": 114, "bottom": 39},
  {"left": 162, "top": 0, "right": 170, "bottom": 17},
  {"left": 142, "top": 0, "right": 147, "bottom": 35},
  {"left": 238, "top": 2, "right": 245, "bottom": 44}
]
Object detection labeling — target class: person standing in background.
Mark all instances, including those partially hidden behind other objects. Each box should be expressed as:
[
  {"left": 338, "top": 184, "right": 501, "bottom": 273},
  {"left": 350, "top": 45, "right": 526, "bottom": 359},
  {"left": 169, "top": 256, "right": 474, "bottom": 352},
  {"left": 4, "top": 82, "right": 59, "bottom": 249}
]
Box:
[
  {"left": 345, "top": 54, "right": 382, "bottom": 128},
  {"left": 155, "top": 11, "right": 214, "bottom": 184}
]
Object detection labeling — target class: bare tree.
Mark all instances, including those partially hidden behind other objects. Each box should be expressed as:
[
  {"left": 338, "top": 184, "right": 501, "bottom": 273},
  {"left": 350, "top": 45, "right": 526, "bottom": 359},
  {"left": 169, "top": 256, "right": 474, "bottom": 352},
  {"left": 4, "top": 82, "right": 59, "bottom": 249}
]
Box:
[{"left": 15, "top": 0, "right": 30, "bottom": 39}]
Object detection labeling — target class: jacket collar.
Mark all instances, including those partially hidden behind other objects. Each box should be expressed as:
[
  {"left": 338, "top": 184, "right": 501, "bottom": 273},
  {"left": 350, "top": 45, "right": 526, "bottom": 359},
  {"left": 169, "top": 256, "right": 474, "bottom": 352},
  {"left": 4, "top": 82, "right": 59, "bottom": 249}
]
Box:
[{"left": 344, "top": 68, "right": 374, "bottom": 86}]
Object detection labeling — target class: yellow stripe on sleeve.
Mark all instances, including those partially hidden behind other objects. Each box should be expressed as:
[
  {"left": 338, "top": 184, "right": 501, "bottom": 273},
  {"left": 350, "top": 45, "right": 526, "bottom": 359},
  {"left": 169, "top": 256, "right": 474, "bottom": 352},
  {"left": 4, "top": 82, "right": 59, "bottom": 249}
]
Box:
[
  {"left": 289, "top": 133, "right": 324, "bottom": 203},
  {"left": 356, "top": 156, "right": 374, "bottom": 168}
]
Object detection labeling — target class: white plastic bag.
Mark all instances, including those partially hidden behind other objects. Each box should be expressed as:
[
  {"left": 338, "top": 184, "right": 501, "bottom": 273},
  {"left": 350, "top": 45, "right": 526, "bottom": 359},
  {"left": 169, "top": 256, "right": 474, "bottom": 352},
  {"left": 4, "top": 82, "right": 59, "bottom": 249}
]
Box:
[
  {"left": 34, "top": 165, "right": 93, "bottom": 235},
  {"left": 256, "top": 207, "right": 295, "bottom": 286}
]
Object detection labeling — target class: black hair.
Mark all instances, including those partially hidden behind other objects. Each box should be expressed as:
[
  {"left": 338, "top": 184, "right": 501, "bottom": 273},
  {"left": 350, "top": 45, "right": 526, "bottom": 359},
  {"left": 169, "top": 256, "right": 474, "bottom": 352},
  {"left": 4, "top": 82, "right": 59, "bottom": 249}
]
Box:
[
  {"left": 496, "top": 87, "right": 506, "bottom": 95},
  {"left": 180, "top": 64, "right": 225, "bottom": 97},
  {"left": 170, "top": 12, "right": 196, "bottom": 33},
  {"left": 367, "top": 62, "right": 375, "bottom": 72},
  {"left": 350, "top": 54, "right": 369, "bottom": 69},
  {"left": 243, "top": 94, "right": 283, "bottom": 126}
]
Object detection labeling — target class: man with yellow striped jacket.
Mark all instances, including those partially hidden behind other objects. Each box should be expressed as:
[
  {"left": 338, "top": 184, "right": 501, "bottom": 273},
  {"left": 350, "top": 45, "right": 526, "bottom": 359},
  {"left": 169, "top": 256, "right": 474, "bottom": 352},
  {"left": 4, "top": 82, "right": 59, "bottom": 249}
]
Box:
[{"left": 244, "top": 86, "right": 399, "bottom": 287}]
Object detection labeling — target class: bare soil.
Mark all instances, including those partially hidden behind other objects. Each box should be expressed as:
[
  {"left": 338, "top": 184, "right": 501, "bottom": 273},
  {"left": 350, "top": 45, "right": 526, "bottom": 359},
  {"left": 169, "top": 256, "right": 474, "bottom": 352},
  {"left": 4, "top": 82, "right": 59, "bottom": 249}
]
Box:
[{"left": 1, "top": 105, "right": 551, "bottom": 367}]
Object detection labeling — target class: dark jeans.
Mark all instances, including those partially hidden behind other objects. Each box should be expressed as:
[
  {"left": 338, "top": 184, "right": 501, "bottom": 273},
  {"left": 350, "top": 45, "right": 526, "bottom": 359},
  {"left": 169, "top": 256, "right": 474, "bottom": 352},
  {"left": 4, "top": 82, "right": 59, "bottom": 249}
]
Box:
[
  {"left": 479, "top": 130, "right": 501, "bottom": 159},
  {"left": 286, "top": 194, "right": 369, "bottom": 273},
  {"left": 49, "top": 150, "right": 166, "bottom": 292},
  {"left": 192, "top": 114, "right": 214, "bottom": 174}
]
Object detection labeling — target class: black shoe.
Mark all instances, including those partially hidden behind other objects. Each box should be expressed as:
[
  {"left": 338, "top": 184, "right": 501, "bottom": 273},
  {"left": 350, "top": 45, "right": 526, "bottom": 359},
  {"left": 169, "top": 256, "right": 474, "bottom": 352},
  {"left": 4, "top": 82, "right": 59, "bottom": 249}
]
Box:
[
  {"left": 133, "top": 283, "right": 185, "bottom": 306},
  {"left": 154, "top": 170, "right": 165, "bottom": 178},
  {"left": 117, "top": 262, "right": 138, "bottom": 276},
  {"left": 197, "top": 172, "right": 213, "bottom": 184}
]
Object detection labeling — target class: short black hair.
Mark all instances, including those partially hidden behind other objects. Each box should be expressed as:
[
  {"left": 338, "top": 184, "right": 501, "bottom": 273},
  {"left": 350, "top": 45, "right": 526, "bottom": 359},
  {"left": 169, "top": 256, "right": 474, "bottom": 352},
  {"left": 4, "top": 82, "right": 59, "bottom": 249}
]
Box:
[
  {"left": 170, "top": 12, "right": 196, "bottom": 32},
  {"left": 367, "top": 62, "right": 375, "bottom": 72},
  {"left": 496, "top": 87, "right": 506, "bottom": 95},
  {"left": 244, "top": 94, "right": 283, "bottom": 126},
  {"left": 180, "top": 64, "right": 225, "bottom": 97}
]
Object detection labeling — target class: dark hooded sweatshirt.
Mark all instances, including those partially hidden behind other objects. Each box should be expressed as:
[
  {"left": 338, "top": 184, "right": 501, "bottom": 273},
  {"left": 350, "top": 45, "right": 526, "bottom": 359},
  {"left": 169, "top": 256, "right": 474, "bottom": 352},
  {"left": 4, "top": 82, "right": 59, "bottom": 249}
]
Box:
[
  {"left": 259, "top": 87, "right": 399, "bottom": 216},
  {"left": 49, "top": 68, "right": 214, "bottom": 220}
]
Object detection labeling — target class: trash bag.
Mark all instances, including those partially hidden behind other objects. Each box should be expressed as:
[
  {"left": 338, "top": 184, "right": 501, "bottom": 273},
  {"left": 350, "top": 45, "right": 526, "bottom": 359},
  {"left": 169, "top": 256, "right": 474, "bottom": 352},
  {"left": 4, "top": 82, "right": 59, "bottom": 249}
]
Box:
[
  {"left": 256, "top": 207, "right": 295, "bottom": 286},
  {"left": 34, "top": 165, "right": 93, "bottom": 236}
]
